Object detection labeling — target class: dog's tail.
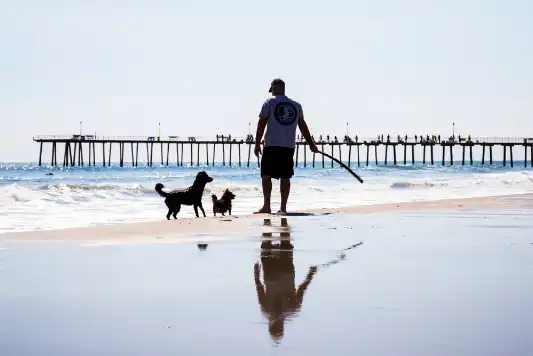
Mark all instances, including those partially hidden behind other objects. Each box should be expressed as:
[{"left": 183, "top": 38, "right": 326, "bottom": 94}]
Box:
[
  {"left": 211, "top": 194, "right": 218, "bottom": 203},
  {"left": 155, "top": 183, "right": 169, "bottom": 198}
]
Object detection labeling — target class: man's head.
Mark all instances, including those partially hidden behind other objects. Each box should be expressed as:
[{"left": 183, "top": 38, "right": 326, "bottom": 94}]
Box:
[{"left": 268, "top": 78, "right": 285, "bottom": 95}]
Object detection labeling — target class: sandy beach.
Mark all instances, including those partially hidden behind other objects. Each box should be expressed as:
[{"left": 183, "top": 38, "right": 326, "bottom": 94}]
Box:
[
  {"left": 2, "top": 193, "right": 532, "bottom": 243},
  {"left": 2, "top": 193, "right": 533, "bottom": 356}
]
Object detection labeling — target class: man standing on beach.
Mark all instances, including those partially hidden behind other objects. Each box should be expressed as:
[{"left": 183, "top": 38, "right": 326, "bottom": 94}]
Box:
[{"left": 254, "top": 78, "right": 318, "bottom": 214}]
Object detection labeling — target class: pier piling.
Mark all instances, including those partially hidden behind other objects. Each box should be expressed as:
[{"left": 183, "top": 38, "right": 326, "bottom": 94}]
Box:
[
  {"left": 331, "top": 145, "right": 334, "bottom": 168},
  {"left": 238, "top": 143, "right": 241, "bottom": 167},
  {"left": 450, "top": 146, "right": 453, "bottom": 165},
  {"left": 348, "top": 145, "right": 352, "bottom": 167},
  {"left": 322, "top": 143, "right": 325, "bottom": 168},
  {"left": 304, "top": 144, "right": 307, "bottom": 168},
  {"left": 229, "top": 143, "right": 232, "bottom": 167},
  {"left": 247, "top": 144, "right": 251, "bottom": 168},
  {"left": 222, "top": 142, "right": 225, "bottom": 166}
]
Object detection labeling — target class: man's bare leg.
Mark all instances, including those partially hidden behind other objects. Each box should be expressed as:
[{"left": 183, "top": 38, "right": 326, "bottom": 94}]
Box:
[
  {"left": 255, "top": 175, "right": 272, "bottom": 213},
  {"left": 280, "top": 178, "right": 290, "bottom": 213}
]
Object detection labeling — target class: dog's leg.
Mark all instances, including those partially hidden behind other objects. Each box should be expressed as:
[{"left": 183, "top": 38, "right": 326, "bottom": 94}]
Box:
[
  {"left": 229, "top": 206, "right": 232, "bottom": 215},
  {"left": 173, "top": 205, "right": 181, "bottom": 219},
  {"left": 166, "top": 209, "right": 172, "bottom": 220},
  {"left": 199, "top": 202, "right": 206, "bottom": 217},
  {"left": 213, "top": 208, "right": 216, "bottom": 217},
  {"left": 193, "top": 205, "right": 200, "bottom": 218}
]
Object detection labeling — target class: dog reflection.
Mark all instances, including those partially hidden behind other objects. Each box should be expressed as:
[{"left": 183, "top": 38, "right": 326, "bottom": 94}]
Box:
[{"left": 254, "top": 218, "right": 317, "bottom": 341}]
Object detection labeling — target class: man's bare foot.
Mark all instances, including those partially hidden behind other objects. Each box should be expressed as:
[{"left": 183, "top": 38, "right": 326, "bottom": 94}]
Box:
[
  {"left": 254, "top": 207, "right": 271, "bottom": 214},
  {"left": 276, "top": 210, "right": 287, "bottom": 216}
]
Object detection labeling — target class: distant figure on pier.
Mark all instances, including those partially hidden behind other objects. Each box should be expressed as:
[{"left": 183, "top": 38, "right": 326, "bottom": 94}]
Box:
[
  {"left": 327, "top": 135, "right": 330, "bottom": 142},
  {"left": 381, "top": 134, "right": 384, "bottom": 142},
  {"left": 438, "top": 135, "right": 441, "bottom": 143},
  {"left": 334, "top": 136, "right": 338, "bottom": 143},
  {"left": 405, "top": 134, "right": 408, "bottom": 142},
  {"left": 319, "top": 135, "right": 323, "bottom": 142},
  {"left": 253, "top": 78, "right": 318, "bottom": 214},
  {"left": 415, "top": 135, "right": 418, "bottom": 142},
  {"left": 387, "top": 134, "right": 390, "bottom": 142},
  {"left": 355, "top": 135, "right": 358, "bottom": 143}
]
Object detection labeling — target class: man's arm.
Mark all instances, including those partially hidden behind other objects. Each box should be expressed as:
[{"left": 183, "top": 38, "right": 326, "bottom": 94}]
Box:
[
  {"left": 254, "top": 117, "right": 268, "bottom": 156},
  {"left": 254, "top": 263, "right": 267, "bottom": 312},
  {"left": 296, "top": 266, "right": 317, "bottom": 308},
  {"left": 298, "top": 117, "right": 318, "bottom": 153}
]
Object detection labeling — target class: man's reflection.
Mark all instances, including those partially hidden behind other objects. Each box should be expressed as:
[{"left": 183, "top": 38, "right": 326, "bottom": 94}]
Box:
[{"left": 254, "top": 218, "right": 317, "bottom": 341}]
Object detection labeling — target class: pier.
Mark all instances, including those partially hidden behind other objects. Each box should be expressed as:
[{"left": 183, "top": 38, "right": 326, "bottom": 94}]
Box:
[{"left": 34, "top": 135, "right": 533, "bottom": 168}]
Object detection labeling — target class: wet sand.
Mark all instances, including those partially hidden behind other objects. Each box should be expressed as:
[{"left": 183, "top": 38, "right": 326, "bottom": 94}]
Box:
[{"left": 1, "top": 196, "right": 533, "bottom": 355}]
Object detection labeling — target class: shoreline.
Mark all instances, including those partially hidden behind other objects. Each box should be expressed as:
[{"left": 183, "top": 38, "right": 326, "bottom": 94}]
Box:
[{"left": 2, "top": 193, "right": 532, "bottom": 243}]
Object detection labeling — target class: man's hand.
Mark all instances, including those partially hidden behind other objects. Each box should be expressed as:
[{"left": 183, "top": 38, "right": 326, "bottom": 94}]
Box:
[
  {"left": 309, "top": 142, "right": 319, "bottom": 154},
  {"left": 254, "top": 143, "right": 262, "bottom": 157}
]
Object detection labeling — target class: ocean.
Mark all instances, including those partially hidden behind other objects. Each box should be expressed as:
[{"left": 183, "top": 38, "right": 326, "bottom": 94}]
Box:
[{"left": 1, "top": 161, "right": 532, "bottom": 233}]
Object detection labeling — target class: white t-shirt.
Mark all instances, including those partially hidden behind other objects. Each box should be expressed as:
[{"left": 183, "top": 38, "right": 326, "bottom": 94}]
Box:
[{"left": 259, "top": 95, "right": 303, "bottom": 149}]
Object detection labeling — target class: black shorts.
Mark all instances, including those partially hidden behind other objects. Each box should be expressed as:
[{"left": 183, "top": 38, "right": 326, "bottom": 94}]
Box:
[{"left": 261, "top": 146, "right": 295, "bottom": 179}]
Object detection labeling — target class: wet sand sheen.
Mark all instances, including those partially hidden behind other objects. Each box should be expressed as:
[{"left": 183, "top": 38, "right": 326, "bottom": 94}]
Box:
[{"left": 1, "top": 205, "right": 533, "bottom": 355}]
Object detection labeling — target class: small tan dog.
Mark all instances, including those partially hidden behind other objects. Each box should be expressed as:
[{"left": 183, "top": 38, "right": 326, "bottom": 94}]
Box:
[{"left": 211, "top": 189, "right": 236, "bottom": 216}]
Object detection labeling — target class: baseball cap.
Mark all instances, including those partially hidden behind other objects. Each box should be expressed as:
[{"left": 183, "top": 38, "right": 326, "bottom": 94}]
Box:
[{"left": 268, "top": 78, "right": 285, "bottom": 92}]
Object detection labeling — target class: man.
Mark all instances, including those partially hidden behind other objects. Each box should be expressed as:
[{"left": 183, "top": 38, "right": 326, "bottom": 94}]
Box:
[{"left": 254, "top": 78, "right": 318, "bottom": 214}]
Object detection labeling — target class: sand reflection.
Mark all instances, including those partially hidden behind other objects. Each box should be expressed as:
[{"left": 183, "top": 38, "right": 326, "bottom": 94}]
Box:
[{"left": 254, "top": 217, "right": 317, "bottom": 342}]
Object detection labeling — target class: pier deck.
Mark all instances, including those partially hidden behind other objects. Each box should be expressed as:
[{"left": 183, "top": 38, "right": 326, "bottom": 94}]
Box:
[{"left": 34, "top": 135, "right": 533, "bottom": 168}]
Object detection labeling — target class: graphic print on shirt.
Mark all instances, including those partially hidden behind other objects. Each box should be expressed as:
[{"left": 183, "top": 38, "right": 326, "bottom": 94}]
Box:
[{"left": 274, "top": 101, "right": 298, "bottom": 126}]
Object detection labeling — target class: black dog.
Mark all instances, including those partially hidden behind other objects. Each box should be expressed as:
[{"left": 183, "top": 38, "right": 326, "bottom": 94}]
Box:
[
  {"left": 211, "top": 189, "right": 236, "bottom": 216},
  {"left": 155, "top": 171, "right": 213, "bottom": 220}
]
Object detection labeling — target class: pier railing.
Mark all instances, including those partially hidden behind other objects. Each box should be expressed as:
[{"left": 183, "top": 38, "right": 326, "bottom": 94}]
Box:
[{"left": 33, "top": 135, "right": 533, "bottom": 144}]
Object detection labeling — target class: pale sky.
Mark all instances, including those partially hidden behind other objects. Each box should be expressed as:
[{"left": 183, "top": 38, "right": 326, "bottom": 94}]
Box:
[{"left": 1, "top": 0, "right": 532, "bottom": 162}]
